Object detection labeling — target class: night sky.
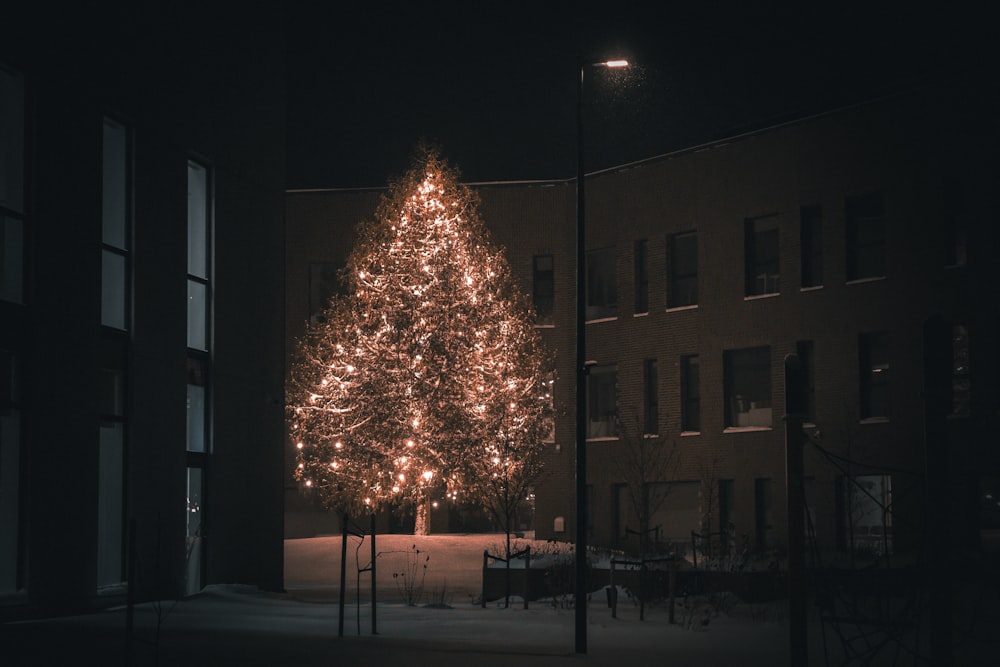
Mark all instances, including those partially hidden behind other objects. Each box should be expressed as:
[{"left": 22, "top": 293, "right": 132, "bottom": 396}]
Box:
[{"left": 285, "top": 3, "right": 987, "bottom": 190}]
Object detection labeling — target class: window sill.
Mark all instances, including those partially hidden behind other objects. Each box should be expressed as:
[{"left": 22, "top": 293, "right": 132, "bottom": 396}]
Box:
[
  {"left": 666, "top": 304, "right": 698, "bottom": 313},
  {"left": 723, "top": 426, "right": 773, "bottom": 433},
  {"left": 586, "top": 436, "right": 620, "bottom": 442},
  {"left": 946, "top": 413, "right": 970, "bottom": 420},
  {"left": 643, "top": 433, "right": 659, "bottom": 439},
  {"left": 586, "top": 316, "right": 618, "bottom": 324},
  {"left": 800, "top": 285, "right": 824, "bottom": 292},
  {"left": 944, "top": 263, "right": 966, "bottom": 270},
  {"left": 846, "top": 276, "right": 886, "bottom": 286},
  {"left": 633, "top": 312, "right": 649, "bottom": 318},
  {"left": 744, "top": 292, "right": 780, "bottom": 301},
  {"left": 534, "top": 324, "right": 555, "bottom": 329},
  {"left": 859, "top": 416, "right": 890, "bottom": 425},
  {"left": 680, "top": 430, "right": 701, "bottom": 437}
]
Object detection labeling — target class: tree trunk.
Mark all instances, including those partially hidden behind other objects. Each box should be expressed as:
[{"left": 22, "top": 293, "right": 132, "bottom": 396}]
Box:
[{"left": 414, "top": 498, "right": 430, "bottom": 535}]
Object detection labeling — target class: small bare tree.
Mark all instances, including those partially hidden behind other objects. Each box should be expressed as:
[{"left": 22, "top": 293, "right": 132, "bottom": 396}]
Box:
[{"left": 613, "top": 409, "right": 680, "bottom": 556}]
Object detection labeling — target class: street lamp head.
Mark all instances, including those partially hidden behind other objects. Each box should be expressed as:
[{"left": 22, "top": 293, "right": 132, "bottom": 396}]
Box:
[{"left": 603, "top": 59, "right": 629, "bottom": 68}]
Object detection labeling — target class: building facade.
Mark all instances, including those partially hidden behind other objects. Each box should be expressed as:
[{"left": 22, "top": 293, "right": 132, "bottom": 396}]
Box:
[
  {"left": 285, "top": 86, "right": 998, "bottom": 562},
  {"left": 2, "top": 7, "right": 287, "bottom": 618}
]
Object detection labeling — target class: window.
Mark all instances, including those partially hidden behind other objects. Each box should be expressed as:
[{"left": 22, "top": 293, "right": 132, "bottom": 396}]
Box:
[
  {"left": 718, "top": 479, "right": 734, "bottom": 553},
  {"left": 97, "top": 357, "right": 127, "bottom": 588},
  {"left": 649, "top": 481, "right": 701, "bottom": 550},
  {"left": 101, "top": 118, "right": 130, "bottom": 330},
  {"left": 951, "top": 324, "right": 970, "bottom": 417},
  {"left": 633, "top": 240, "right": 648, "bottom": 314},
  {"left": 541, "top": 378, "right": 555, "bottom": 442},
  {"left": 186, "top": 358, "right": 208, "bottom": 453},
  {"left": 796, "top": 340, "right": 816, "bottom": 423},
  {"left": 745, "top": 215, "right": 780, "bottom": 296},
  {"left": 187, "top": 161, "right": 210, "bottom": 351},
  {"left": 859, "top": 331, "right": 889, "bottom": 420},
  {"left": 308, "top": 261, "right": 346, "bottom": 326},
  {"left": 945, "top": 221, "right": 968, "bottom": 267},
  {"left": 1, "top": 66, "right": 25, "bottom": 304},
  {"left": 532, "top": 254, "right": 554, "bottom": 326},
  {"left": 586, "top": 364, "right": 617, "bottom": 438},
  {"left": 724, "top": 346, "right": 772, "bottom": 428},
  {"left": 0, "top": 67, "right": 24, "bottom": 215},
  {"left": 754, "top": 478, "right": 773, "bottom": 549},
  {"left": 800, "top": 205, "right": 823, "bottom": 288},
  {"left": 846, "top": 192, "right": 885, "bottom": 281},
  {"left": 838, "top": 475, "right": 893, "bottom": 554},
  {"left": 680, "top": 354, "right": 700, "bottom": 432},
  {"left": 0, "top": 349, "right": 21, "bottom": 593},
  {"left": 186, "top": 159, "right": 211, "bottom": 595},
  {"left": 667, "top": 231, "right": 697, "bottom": 308},
  {"left": 586, "top": 247, "right": 616, "bottom": 320},
  {"left": 643, "top": 358, "right": 658, "bottom": 435}
]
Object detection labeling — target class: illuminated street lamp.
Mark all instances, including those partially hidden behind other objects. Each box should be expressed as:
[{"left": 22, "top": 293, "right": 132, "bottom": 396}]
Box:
[{"left": 575, "top": 56, "right": 628, "bottom": 655}]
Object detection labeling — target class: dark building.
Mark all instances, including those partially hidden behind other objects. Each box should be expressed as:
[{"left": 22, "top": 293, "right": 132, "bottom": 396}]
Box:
[
  {"left": 285, "top": 85, "right": 999, "bottom": 564},
  {"left": 1, "top": 6, "right": 286, "bottom": 618}
]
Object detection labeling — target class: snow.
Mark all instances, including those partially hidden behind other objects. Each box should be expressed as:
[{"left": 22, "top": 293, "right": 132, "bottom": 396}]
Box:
[{"left": 3, "top": 532, "right": 995, "bottom": 666}]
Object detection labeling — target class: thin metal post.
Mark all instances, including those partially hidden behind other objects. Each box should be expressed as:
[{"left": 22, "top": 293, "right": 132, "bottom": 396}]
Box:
[
  {"left": 370, "top": 513, "right": 377, "bottom": 635},
  {"left": 784, "top": 354, "right": 807, "bottom": 665},
  {"left": 338, "top": 512, "right": 348, "bottom": 638},
  {"left": 574, "top": 56, "right": 588, "bottom": 655}
]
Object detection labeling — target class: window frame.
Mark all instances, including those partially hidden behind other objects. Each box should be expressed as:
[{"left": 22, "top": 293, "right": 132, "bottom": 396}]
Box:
[
  {"left": 745, "top": 215, "right": 780, "bottom": 297},
  {"left": 667, "top": 231, "right": 698, "bottom": 309}
]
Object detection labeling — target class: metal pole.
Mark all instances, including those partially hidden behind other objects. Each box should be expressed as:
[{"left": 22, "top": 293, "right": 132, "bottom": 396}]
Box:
[
  {"left": 370, "top": 513, "right": 377, "bottom": 635},
  {"left": 338, "top": 512, "right": 348, "bottom": 638},
  {"left": 784, "top": 354, "right": 807, "bottom": 665},
  {"left": 574, "top": 56, "right": 588, "bottom": 655},
  {"left": 923, "top": 316, "right": 952, "bottom": 666}
]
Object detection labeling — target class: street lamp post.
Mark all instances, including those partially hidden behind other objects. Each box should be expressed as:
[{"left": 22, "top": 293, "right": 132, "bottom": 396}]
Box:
[{"left": 575, "top": 56, "right": 628, "bottom": 655}]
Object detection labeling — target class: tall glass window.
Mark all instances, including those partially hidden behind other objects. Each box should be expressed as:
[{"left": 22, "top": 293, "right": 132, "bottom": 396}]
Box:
[
  {"left": 1, "top": 66, "right": 25, "bottom": 304},
  {"left": 185, "top": 159, "right": 211, "bottom": 595},
  {"left": 101, "top": 118, "right": 130, "bottom": 330},
  {"left": 0, "top": 349, "right": 21, "bottom": 593},
  {"left": 187, "top": 161, "right": 210, "bottom": 350}
]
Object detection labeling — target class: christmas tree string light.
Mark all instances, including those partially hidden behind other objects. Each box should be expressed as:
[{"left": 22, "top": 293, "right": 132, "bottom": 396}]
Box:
[{"left": 288, "top": 145, "right": 554, "bottom": 534}]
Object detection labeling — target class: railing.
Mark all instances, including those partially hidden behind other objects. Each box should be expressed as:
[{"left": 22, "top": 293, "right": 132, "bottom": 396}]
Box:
[{"left": 482, "top": 545, "right": 531, "bottom": 609}]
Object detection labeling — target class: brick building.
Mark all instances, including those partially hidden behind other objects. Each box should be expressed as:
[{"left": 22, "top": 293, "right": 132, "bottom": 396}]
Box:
[{"left": 285, "top": 85, "right": 998, "bottom": 561}]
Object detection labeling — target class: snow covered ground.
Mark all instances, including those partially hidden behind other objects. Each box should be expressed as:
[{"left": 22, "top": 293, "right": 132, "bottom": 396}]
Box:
[{"left": 3, "top": 532, "right": 996, "bottom": 665}]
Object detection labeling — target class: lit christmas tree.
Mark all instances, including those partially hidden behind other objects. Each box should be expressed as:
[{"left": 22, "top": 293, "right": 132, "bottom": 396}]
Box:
[{"left": 288, "top": 145, "right": 554, "bottom": 535}]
